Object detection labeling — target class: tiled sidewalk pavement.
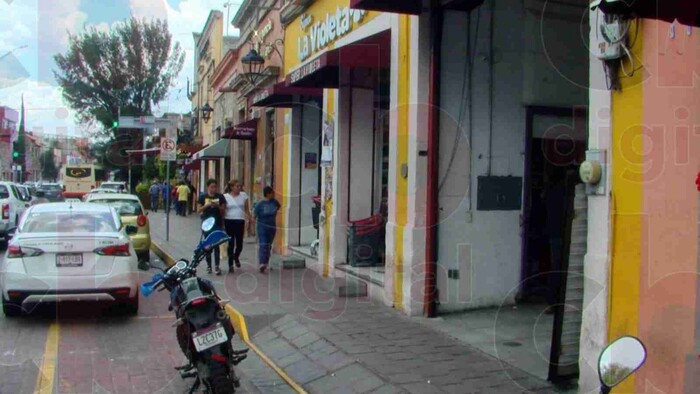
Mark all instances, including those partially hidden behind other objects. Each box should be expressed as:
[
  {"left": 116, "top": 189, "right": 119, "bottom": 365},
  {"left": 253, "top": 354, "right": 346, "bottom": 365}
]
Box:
[
  {"left": 148, "top": 212, "right": 293, "bottom": 394},
  {"left": 150, "top": 212, "right": 558, "bottom": 394}
]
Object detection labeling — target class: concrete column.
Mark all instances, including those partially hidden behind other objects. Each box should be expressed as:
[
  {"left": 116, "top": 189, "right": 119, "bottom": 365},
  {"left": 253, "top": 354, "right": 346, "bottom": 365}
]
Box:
[{"left": 578, "top": 10, "right": 613, "bottom": 392}]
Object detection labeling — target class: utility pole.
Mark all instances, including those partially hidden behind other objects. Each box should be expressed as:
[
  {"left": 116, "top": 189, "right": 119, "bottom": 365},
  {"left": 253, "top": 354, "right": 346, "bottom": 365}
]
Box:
[{"left": 223, "top": 2, "right": 234, "bottom": 37}]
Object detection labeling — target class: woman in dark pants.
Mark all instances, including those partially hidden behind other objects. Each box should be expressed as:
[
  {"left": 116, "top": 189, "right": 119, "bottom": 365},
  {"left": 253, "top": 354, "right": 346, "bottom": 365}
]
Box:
[
  {"left": 223, "top": 180, "right": 250, "bottom": 273},
  {"left": 197, "top": 179, "right": 227, "bottom": 275}
]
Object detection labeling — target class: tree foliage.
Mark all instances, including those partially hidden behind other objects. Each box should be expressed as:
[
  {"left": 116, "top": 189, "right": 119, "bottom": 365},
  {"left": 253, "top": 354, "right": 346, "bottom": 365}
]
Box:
[
  {"left": 601, "top": 363, "right": 633, "bottom": 387},
  {"left": 40, "top": 149, "right": 58, "bottom": 181},
  {"left": 54, "top": 18, "right": 185, "bottom": 130}
]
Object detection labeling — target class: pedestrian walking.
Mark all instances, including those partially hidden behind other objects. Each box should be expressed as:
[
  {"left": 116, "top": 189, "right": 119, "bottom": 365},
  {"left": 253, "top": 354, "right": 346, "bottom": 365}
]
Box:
[
  {"left": 161, "top": 182, "right": 170, "bottom": 213},
  {"left": 254, "top": 186, "right": 280, "bottom": 274},
  {"left": 149, "top": 180, "right": 160, "bottom": 213},
  {"left": 198, "top": 179, "right": 227, "bottom": 275},
  {"left": 223, "top": 180, "right": 249, "bottom": 273},
  {"left": 187, "top": 180, "right": 196, "bottom": 214},
  {"left": 177, "top": 182, "right": 190, "bottom": 216}
]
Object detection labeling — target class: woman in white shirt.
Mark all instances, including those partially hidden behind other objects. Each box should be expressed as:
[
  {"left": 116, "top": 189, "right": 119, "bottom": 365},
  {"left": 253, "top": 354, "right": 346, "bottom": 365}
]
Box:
[{"left": 223, "top": 180, "right": 250, "bottom": 272}]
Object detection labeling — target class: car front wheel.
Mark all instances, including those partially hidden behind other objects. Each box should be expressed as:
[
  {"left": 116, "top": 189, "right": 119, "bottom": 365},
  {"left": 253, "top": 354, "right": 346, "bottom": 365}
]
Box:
[{"left": 2, "top": 298, "right": 22, "bottom": 317}]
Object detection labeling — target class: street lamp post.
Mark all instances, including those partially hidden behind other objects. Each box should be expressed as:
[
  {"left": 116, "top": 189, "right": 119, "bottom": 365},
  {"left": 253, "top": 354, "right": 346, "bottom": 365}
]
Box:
[
  {"left": 0, "top": 45, "right": 28, "bottom": 61},
  {"left": 241, "top": 46, "right": 266, "bottom": 87},
  {"left": 200, "top": 103, "right": 213, "bottom": 124}
]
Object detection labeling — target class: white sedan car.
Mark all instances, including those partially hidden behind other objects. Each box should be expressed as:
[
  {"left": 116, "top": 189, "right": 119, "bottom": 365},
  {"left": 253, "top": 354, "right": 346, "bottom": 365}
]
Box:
[{"left": 1, "top": 202, "right": 140, "bottom": 316}]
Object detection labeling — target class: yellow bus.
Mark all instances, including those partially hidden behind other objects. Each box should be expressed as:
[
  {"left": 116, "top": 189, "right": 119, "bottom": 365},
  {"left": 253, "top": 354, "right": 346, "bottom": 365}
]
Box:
[{"left": 61, "top": 164, "right": 106, "bottom": 199}]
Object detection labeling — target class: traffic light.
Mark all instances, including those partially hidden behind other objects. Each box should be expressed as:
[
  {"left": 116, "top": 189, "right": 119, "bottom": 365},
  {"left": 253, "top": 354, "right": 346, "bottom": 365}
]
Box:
[
  {"left": 112, "top": 119, "right": 119, "bottom": 128},
  {"left": 12, "top": 141, "right": 20, "bottom": 163}
]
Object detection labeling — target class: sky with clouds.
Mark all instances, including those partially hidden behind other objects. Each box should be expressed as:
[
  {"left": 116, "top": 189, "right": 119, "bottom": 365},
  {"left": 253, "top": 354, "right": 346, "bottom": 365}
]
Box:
[{"left": 0, "top": 0, "right": 239, "bottom": 137}]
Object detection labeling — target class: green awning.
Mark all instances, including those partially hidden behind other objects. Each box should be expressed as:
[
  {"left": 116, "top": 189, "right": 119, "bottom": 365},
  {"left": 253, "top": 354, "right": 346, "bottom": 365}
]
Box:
[{"left": 192, "top": 139, "right": 230, "bottom": 161}]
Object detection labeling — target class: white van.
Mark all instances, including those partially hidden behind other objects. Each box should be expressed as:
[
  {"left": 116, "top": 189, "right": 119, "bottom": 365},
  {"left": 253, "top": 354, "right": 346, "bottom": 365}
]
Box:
[{"left": 0, "top": 182, "right": 28, "bottom": 244}]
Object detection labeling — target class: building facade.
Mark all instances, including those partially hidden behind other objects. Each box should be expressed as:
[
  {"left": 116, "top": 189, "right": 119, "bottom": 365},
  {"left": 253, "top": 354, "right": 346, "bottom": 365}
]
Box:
[
  {"left": 189, "top": 11, "right": 237, "bottom": 192},
  {"left": 191, "top": 0, "right": 700, "bottom": 391},
  {"left": 0, "top": 106, "right": 18, "bottom": 181},
  {"left": 24, "top": 132, "right": 42, "bottom": 182}
]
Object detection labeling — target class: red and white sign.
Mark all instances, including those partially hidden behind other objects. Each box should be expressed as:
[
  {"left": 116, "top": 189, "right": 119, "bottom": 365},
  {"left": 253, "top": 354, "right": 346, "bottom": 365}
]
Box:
[{"left": 160, "top": 127, "right": 177, "bottom": 161}]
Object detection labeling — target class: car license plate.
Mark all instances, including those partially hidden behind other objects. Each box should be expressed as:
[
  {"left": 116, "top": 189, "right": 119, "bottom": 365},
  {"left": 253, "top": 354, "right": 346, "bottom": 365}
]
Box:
[
  {"left": 192, "top": 323, "right": 228, "bottom": 352},
  {"left": 56, "top": 254, "right": 83, "bottom": 267}
]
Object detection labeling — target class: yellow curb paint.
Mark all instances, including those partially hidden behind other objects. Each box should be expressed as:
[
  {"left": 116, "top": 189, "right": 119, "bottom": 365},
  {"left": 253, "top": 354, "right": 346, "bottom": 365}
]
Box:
[
  {"left": 224, "top": 304, "right": 249, "bottom": 342},
  {"left": 34, "top": 322, "right": 58, "bottom": 394},
  {"left": 153, "top": 242, "right": 307, "bottom": 393},
  {"left": 224, "top": 305, "right": 309, "bottom": 394},
  {"left": 150, "top": 241, "right": 176, "bottom": 267}
]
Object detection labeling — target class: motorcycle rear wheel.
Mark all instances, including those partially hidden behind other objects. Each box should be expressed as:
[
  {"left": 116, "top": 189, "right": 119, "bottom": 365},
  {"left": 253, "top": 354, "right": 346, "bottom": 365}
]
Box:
[{"left": 204, "top": 360, "right": 235, "bottom": 394}]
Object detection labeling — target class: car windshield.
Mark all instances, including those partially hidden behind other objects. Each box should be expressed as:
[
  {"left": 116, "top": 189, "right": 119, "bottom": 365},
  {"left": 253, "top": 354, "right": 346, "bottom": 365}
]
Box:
[
  {"left": 40, "top": 184, "right": 62, "bottom": 192},
  {"left": 90, "top": 199, "right": 142, "bottom": 216},
  {"left": 21, "top": 212, "right": 118, "bottom": 233},
  {"left": 100, "top": 184, "right": 123, "bottom": 191}
]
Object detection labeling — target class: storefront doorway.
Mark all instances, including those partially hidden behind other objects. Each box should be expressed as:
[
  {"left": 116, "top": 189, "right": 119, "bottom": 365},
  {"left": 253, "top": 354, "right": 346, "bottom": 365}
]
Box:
[{"left": 296, "top": 99, "right": 322, "bottom": 247}]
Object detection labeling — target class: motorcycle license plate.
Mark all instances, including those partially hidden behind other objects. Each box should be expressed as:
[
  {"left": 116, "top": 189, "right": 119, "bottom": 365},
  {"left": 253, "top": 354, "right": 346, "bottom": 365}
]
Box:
[{"left": 192, "top": 323, "right": 227, "bottom": 352}]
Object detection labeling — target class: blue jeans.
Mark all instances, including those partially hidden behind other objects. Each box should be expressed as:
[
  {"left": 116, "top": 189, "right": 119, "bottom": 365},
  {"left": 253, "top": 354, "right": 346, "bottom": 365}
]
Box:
[
  {"left": 257, "top": 227, "right": 276, "bottom": 266},
  {"left": 150, "top": 195, "right": 159, "bottom": 212}
]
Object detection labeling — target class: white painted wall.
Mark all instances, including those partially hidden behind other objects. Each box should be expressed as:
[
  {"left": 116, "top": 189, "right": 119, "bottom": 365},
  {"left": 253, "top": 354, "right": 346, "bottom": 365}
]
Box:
[
  {"left": 329, "top": 86, "right": 350, "bottom": 271},
  {"left": 578, "top": 9, "right": 613, "bottom": 392},
  {"left": 286, "top": 106, "right": 303, "bottom": 247},
  {"left": 299, "top": 101, "right": 322, "bottom": 245},
  {"left": 435, "top": 1, "right": 589, "bottom": 312}
]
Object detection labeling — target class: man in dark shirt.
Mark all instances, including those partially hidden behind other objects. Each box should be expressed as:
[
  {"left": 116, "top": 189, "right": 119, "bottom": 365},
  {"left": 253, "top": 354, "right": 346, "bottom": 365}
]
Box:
[
  {"left": 197, "top": 179, "right": 227, "bottom": 275},
  {"left": 254, "top": 186, "right": 281, "bottom": 273}
]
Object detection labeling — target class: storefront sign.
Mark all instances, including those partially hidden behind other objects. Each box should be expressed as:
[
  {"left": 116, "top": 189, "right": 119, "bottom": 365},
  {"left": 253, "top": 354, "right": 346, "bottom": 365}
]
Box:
[
  {"left": 252, "top": 89, "right": 270, "bottom": 105},
  {"left": 297, "top": 7, "right": 367, "bottom": 62},
  {"left": 289, "top": 57, "right": 322, "bottom": 84},
  {"left": 226, "top": 119, "right": 257, "bottom": 140},
  {"left": 300, "top": 14, "right": 314, "bottom": 31},
  {"left": 259, "top": 18, "right": 274, "bottom": 41},
  {"left": 305, "top": 153, "right": 318, "bottom": 169}
]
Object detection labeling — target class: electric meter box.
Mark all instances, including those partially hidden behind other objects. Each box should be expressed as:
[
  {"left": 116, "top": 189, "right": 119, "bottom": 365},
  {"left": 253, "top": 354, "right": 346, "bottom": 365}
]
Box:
[{"left": 595, "top": 19, "right": 624, "bottom": 60}]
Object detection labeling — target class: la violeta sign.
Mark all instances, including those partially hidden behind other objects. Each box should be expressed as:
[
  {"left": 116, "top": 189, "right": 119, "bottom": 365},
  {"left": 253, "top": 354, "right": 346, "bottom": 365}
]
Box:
[{"left": 297, "top": 7, "right": 368, "bottom": 62}]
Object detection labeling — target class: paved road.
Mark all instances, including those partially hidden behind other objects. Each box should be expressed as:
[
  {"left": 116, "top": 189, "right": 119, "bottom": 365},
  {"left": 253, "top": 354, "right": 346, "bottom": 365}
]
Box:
[{"left": 0, "top": 248, "right": 290, "bottom": 394}]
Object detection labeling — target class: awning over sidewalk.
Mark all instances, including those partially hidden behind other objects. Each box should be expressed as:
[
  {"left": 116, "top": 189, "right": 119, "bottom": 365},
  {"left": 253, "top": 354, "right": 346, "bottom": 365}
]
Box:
[
  {"left": 223, "top": 119, "right": 257, "bottom": 140},
  {"left": 192, "top": 139, "right": 230, "bottom": 161},
  {"left": 591, "top": 0, "right": 700, "bottom": 27},
  {"left": 350, "top": 0, "right": 423, "bottom": 14},
  {"left": 183, "top": 159, "right": 201, "bottom": 171},
  {"left": 251, "top": 82, "right": 323, "bottom": 108},
  {"left": 286, "top": 30, "right": 391, "bottom": 88}
]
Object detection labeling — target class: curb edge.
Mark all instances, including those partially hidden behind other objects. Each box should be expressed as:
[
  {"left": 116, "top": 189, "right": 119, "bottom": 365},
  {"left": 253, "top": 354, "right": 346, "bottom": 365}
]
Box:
[{"left": 149, "top": 241, "right": 308, "bottom": 394}]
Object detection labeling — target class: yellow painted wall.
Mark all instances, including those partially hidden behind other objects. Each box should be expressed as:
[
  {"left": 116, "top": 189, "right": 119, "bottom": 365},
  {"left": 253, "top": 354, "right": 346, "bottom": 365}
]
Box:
[
  {"left": 608, "top": 24, "right": 643, "bottom": 393},
  {"left": 283, "top": 0, "right": 379, "bottom": 276},
  {"left": 393, "top": 15, "right": 411, "bottom": 310}
]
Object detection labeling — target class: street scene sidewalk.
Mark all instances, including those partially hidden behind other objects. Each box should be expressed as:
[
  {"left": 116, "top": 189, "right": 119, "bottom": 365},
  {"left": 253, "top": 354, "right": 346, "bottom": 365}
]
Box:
[{"left": 149, "top": 212, "right": 558, "bottom": 394}]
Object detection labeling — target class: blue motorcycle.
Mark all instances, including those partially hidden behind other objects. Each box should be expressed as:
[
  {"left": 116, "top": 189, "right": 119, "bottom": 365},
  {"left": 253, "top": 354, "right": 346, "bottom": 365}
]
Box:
[{"left": 142, "top": 218, "right": 248, "bottom": 394}]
